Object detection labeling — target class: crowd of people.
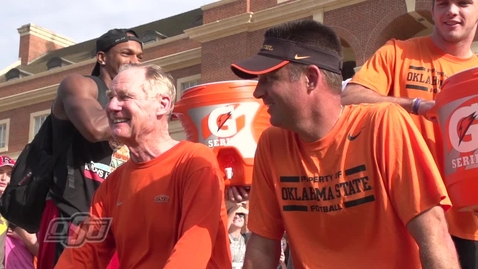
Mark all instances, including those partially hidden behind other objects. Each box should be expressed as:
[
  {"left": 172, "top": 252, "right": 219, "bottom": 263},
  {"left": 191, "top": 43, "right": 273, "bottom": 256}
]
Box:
[{"left": 0, "top": 0, "right": 477, "bottom": 268}]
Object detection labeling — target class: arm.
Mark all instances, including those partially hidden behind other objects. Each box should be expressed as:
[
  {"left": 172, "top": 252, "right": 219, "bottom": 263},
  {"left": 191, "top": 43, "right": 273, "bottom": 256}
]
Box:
[
  {"left": 374, "top": 104, "right": 459, "bottom": 268},
  {"left": 342, "top": 84, "right": 435, "bottom": 119},
  {"left": 13, "top": 227, "right": 38, "bottom": 256},
  {"left": 56, "top": 74, "right": 112, "bottom": 142},
  {"left": 278, "top": 240, "right": 288, "bottom": 269},
  {"left": 163, "top": 164, "right": 225, "bottom": 269},
  {"left": 54, "top": 185, "right": 115, "bottom": 269},
  {"left": 407, "top": 206, "right": 460, "bottom": 269},
  {"left": 244, "top": 128, "right": 285, "bottom": 268},
  {"left": 342, "top": 83, "right": 415, "bottom": 109},
  {"left": 243, "top": 233, "right": 281, "bottom": 269}
]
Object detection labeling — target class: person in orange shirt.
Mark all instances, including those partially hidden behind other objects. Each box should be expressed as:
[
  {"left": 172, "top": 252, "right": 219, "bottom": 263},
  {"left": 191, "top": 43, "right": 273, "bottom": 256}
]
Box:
[
  {"left": 341, "top": 1, "right": 478, "bottom": 267},
  {"left": 230, "top": 19, "right": 459, "bottom": 269},
  {"left": 55, "top": 64, "right": 232, "bottom": 269}
]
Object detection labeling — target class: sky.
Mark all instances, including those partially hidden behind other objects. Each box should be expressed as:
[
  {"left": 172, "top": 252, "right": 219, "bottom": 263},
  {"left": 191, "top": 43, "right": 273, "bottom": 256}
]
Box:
[{"left": 0, "top": 0, "right": 218, "bottom": 70}]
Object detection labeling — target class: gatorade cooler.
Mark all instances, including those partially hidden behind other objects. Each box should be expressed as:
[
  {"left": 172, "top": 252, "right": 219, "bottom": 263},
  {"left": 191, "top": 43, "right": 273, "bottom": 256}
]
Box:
[
  {"left": 429, "top": 67, "right": 478, "bottom": 212},
  {"left": 173, "top": 80, "right": 271, "bottom": 186}
]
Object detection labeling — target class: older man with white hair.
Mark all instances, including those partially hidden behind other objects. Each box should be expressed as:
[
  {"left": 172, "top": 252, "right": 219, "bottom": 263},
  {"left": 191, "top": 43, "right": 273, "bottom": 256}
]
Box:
[{"left": 55, "top": 64, "right": 232, "bottom": 269}]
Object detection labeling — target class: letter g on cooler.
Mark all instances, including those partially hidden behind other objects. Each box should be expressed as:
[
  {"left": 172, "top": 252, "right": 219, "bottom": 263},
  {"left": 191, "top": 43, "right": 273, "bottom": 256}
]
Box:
[
  {"left": 203, "top": 105, "right": 246, "bottom": 139},
  {"left": 448, "top": 103, "right": 478, "bottom": 153}
]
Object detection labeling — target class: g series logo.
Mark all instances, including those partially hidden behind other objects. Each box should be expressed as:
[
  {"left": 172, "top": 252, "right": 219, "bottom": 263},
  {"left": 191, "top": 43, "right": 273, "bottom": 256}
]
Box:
[
  {"left": 448, "top": 103, "right": 478, "bottom": 153},
  {"left": 201, "top": 104, "right": 249, "bottom": 148},
  {"left": 447, "top": 101, "right": 478, "bottom": 170},
  {"left": 203, "top": 104, "right": 246, "bottom": 139},
  {"left": 198, "top": 102, "right": 262, "bottom": 159}
]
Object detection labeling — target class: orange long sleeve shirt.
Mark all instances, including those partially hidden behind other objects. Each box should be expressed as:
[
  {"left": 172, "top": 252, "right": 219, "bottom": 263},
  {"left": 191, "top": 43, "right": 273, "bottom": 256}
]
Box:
[{"left": 55, "top": 141, "right": 232, "bottom": 269}]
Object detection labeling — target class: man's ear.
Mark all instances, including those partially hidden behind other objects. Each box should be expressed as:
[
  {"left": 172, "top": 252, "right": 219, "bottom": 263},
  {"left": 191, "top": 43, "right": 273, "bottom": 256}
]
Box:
[
  {"left": 157, "top": 95, "right": 172, "bottom": 116},
  {"left": 305, "top": 65, "right": 321, "bottom": 91},
  {"left": 97, "top": 52, "right": 106, "bottom": 65}
]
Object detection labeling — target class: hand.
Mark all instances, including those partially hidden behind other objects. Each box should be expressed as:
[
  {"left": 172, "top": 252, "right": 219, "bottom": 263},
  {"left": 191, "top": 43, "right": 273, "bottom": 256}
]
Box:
[
  {"left": 231, "top": 202, "right": 243, "bottom": 211},
  {"left": 279, "top": 251, "right": 285, "bottom": 263},
  {"left": 226, "top": 186, "right": 250, "bottom": 203},
  {"left": 418, "top": 100, "right": 437, "bottom": 122},
  {"left": 7, "top": 229, "right": 20, "bottom": 239}
]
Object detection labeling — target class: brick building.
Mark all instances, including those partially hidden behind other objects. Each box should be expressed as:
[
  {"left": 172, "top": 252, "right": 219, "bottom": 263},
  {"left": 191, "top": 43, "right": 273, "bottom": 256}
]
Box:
[{"left": 1, "top": 0, "right": 477, "bottom": 159}]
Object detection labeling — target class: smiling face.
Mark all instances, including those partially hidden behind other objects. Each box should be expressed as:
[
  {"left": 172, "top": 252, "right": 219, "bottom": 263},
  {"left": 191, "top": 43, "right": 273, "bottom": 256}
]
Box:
[
  {"left": 98, "top": 33, "right": 143, "bottom": 79},
  {"left": 432, "top": 0, "right": 478, "bottom": 44},
  {"left": 253, "top": 65, "right": 308, "bottom": 129},
  {"left": 106, "top": 68, "right": 161, "bottom": 144},
  {"left": 231, "top": 213, "right": 246, "bottom": 228}
]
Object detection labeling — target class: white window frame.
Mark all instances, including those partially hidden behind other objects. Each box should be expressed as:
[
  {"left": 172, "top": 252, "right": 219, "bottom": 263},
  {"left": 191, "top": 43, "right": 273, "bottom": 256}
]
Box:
[
  {"left": 29, "top": 109, "right": 50, "bottom": 142},
  {"left": 176, "top": 74, "right": 201, "bottom": 102},
  {"left": 0, "top": 118, "right": 10, "bottom": 153}
]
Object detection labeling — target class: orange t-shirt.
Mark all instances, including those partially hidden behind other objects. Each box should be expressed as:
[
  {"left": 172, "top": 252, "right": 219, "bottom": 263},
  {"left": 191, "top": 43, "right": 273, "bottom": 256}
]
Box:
[
  {"left": 351, "top": 36, "right": 478, "bottom": 240},
  {"left": 248, "top": 103, "right": 450, "bottom": 269},
  {"left": 55, "top": 141, "right": 232, "bottom": 269}
]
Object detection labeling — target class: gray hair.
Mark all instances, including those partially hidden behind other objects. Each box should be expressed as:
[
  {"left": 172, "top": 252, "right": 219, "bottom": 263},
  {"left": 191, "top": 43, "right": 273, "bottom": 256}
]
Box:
[{"left": 119, "top": 64, "right": 177, "bottom": 113}]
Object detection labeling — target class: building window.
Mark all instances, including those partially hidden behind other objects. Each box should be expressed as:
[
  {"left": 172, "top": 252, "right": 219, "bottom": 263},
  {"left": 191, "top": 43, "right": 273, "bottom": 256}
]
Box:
[
  {"left": 5, "top": 68, "right": 32, "bottom": 81},
  {"left": 29, "top": 109, "right": 50, "bottom": 142},
  {"left": 142, "top": 30, "right": 168, "bottom": 44},
  {"left": 34, "top": 115, "right": 48, "bottom": 134},
  {"left": 0, "top": 119, "right": 10, "bottom": 153},
  {"left": 46, "top": 56, "right": 74, "bottom": 70},
  {"left": 176, "top": 74, "right": 201, "bottom": 102}
]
